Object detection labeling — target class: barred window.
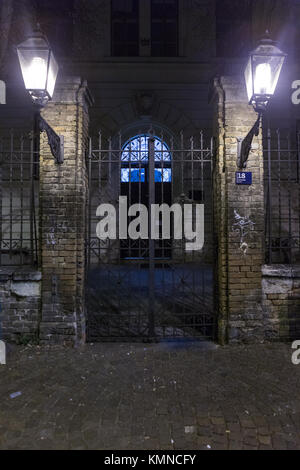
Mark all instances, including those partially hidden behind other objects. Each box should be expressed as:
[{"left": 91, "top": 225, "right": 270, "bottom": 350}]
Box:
[
  {"left": 111, "top": 0, "right": 140, "bottom": 56},
  {"left": 121, "top": 135, "right": 172, "bottom": 183},
  {"left": 151, "top": 0, "right": 178, "bottom": 57},
  {"left": 37, "top": 0, "right": 74, "bottom": 57},
  {"left": 111, "top": 0, "right": 178, "bottom": 57}
]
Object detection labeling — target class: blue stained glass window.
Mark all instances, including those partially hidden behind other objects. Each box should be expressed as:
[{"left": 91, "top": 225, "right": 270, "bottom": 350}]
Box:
[
  {"left": 121, "top": 135, "right": 172, "bottom": 183},
  {"left": 121, "top": 168, "right": 146, "bottom": 183},
  {"left": 122, "top": 135, "right": 171, "bottom": 162},
  {"left": 155, "top": 169, "right": 172, "bottom": 182}
]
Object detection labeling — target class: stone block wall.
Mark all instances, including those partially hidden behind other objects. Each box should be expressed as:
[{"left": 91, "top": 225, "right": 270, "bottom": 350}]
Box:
[
  {"left": 0, "top": 269, "right": 41, "bottom": 343},
  {"left": 262, "top": 265, "right": 300, "bottom": 341}
]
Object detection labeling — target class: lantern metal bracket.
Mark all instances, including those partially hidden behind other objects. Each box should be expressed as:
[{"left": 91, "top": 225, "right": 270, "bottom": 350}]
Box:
[
  {"left": 237, "top": 112, "right": 262, "bottom": 169},
  {"left": 39, "top": 116, "right": 64, "bottom": 164}
]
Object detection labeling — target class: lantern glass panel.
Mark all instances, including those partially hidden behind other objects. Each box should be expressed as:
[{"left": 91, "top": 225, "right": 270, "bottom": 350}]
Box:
[
  {"left": 244, "top": 39, "right": 286, "bottom": 105},
  {"left": 47, "top": 52, "right": 59, "bottom": 98},
  {"left": 252, "top": 54, "right": 285, "bottom": 96},
  {"left": 17, "top": 33, "right": 59, "bottom": 101},
  {"left": 244, "top": 56, "right": 253, "bottom": 102},
  {"left": 17, "top": 48, "right": 49, "bottom": 91}
]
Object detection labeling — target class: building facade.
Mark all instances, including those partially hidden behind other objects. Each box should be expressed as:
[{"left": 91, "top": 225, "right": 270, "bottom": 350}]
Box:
[{"left": 0, "top": 0, "right": 300, "bottom": 345}]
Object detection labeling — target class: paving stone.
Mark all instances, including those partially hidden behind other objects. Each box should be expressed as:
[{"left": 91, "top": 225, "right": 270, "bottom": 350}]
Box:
[
  {"left": 0, "top": 342, "right": 299, "bottom": 450},
  {"left": 258, "top": 435, "right": 272, "bottom": 446}
]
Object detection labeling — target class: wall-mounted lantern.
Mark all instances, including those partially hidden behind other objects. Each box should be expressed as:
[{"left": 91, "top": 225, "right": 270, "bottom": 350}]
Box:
[
  {"left": 17, "top": 25, "right": 64, "bottom": 164},
  {"left": 238, "top": 32, "right": 286, "bottom": 169}
]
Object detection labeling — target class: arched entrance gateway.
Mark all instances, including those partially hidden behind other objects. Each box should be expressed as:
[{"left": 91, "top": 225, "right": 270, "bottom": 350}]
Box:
[{"left": 86, "top": 125, "right": 215, "bottom": 342}]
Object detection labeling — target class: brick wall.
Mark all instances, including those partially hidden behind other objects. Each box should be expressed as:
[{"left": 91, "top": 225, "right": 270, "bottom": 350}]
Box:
[
  {"left": 39, "top": 77, "right": 92, "bottom": 346},
  {"left": 212, "top": 76, "right": 265, "bottom": 344},
  {"left": 263, "top": 265, "right": 300, "bottom": 341},
  {"left": 2, "top": 73, "right": 298, "bottom": 346},
  {"left": 0, "top": 269, "right": 41, "bottom": 343}
]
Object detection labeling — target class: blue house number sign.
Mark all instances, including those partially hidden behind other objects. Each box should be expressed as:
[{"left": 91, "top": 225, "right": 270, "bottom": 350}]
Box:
[{"left": 235, "top": 172, "right": 252, "bottom": 185}]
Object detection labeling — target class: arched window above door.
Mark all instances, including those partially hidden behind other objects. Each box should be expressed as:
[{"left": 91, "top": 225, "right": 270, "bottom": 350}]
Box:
[
  {"left": 121, "top": 135, "right": 171, "bottom": 162},
  {"left": 121, "top": 134, "right": 172, "bottom": 183}
]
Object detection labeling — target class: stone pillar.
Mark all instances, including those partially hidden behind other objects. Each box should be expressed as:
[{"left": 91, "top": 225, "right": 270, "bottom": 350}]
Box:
[
  {"left": 39, "top": 77, "right": 93, "bottom": 345},
  {"left": 212, "top": 76, "right": 265, "bottom": 344}
]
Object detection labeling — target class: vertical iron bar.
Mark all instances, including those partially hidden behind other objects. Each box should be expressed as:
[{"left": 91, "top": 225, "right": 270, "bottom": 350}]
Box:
[
  {"left": 98, "top": 131, "right": 102, "bottom": 263},
  {"left": 287, "top": 130, "right": 292, "bottom": 264},
  {"left": 180, "top": 130, "right": 184, "bottom": 194},
  {"left": 298, "top": 130, "right": 300, "bottom": 260},
  {"left": 267, "top": 127, "right": 272, "bottom": 264},
  {"left": 20, "top": 134, "right": 24, "bottom": 265},
  {"left": 210, "top": 136, "right": 215, "bottom": 339},
  {"left": 32, "top": 111, "right": 40, "bottom": 265},
  {"left": 148, "top": 133, "right": 155, "bottom": 339},
  {"left": 129, "top": 138, "right": 132, "bottom": 257},
  {"left": 138, "top": 135, "right": 142, "bottom": 259},
  {"left": 191, "top": 136, "right": 194, "bottom": 200},
  {"left": 200, "top": 131, "right": 204, "bottom": 201},
  {"left": 0, "top": 137, "right": 2, "bottom": 266},
  {"left": 29, "top": 130, "right": 35, "bottom": 266},
  {"left": 118, "top": 131, "right": 122, "bottom": 263},
  {"left": 160, "top": 132, "right": 164, "bottom": 257},
  {"left": 170, "top": 135, "right": 174, "bottom": 258},
  {"left": 277, "top": 129, "right": 282, "bottom": 262},
  {"left": 9, "top": 130, "right": 13, "bottom": 263},
  {"left": 87, "top": 136, "right": 92, "bottom": 269}
]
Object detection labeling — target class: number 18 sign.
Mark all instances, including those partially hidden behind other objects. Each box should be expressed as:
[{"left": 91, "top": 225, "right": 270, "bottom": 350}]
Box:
[{"left": 235, "top": 172, "right": 252, "bottom": 185}]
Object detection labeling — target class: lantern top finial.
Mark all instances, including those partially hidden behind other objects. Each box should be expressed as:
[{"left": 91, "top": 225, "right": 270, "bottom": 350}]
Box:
[
  {"left": 258, "top": 30, "right": 277, "bottom": 48},
  {"left": 17, "top": 24, "right": 50, "bottom": 50}
]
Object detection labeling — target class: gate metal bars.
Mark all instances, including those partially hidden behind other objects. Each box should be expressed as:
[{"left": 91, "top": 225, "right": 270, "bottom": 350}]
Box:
[
  {"left": 264, "top": 127, "right": 300, "bottom": 264},
  {"left": 0, "top": 130, "right": 39, "bottom": 267},
  {"left": 86, "top": 128, "right": 214, "bottom": 342}
]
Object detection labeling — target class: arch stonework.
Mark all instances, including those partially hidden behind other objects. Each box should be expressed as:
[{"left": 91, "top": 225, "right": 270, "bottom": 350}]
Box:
[{"left": 90, "top": 96, "right": 198, "bottom": 140}]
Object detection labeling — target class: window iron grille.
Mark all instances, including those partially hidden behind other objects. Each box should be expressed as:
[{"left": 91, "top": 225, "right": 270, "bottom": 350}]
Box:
[{"left": 0, "top": 130, "right": 39, "bottom": 267}]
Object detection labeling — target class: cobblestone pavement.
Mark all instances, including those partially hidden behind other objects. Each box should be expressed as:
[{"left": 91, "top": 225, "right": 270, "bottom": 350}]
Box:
[{"left": 0, "top": 341, "right": 300, "bottom": 450}]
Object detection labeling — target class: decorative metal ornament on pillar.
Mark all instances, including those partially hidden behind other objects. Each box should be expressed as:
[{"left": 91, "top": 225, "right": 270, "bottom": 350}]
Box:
[
  {"left": 39, "top": 115, "right": 64, "bottom": 164},
  {"left": 17, "top": 25, "right": 64, "bottom": 164},
  {"left": 237, "top": 31, "right": 286, "bottom": 169},
  {"left": 237, "top": 113, "right": 261, "bottom": 169}
]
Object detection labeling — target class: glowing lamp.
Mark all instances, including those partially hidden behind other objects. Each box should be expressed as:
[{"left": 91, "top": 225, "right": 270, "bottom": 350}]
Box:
[
  {"left": 16, "top": 26, "right": 63, "bottom": 164},
  {"left": 244, "top": 32, "right": 286, "bottom": 112},
  {"left": 237, "top": 33, "right": 286, "bottom": 169},
  {"left": 17, "top": 27, "right": 58, "bottom": 106}
]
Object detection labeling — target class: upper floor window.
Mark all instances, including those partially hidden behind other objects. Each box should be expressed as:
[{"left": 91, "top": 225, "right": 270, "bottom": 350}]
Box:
[
  {"left": 151, "top": 0, "right": 178, "bottom": 57},
  {"left": 111, "top": 0, "right": 140, "bottom": 56},
  {"left": 37, "top": 0, "right": 74, "bottom": 57},
  {"left": 111, "top": 0, "right": 178, "bottom": 57},
  {"left": 216, "top": 0, "right": 252, "bottom": 57}
]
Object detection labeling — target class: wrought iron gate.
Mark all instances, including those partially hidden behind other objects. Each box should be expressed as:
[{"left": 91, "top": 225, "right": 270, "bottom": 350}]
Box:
[
  {"left": 86, "top": 128, "right": 215, "bottom": 342},
  {"left": 264, "top": 127, "right": 300, "bottom": 264},
  {"left": 0, "top": 130, "right": 39, "bottom": 267}
]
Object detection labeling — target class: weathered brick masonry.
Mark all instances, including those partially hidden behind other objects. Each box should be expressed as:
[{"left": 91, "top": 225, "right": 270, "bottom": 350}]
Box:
[
  {"left": 39, "top": 77, "right": 92, "bottom": 345},
  {"left": 1, "top": 74, "right": 299, "bottom": 345},
  {"left": 213, "top": 76, "right": 265, "bottom": 344},
  {"left": 0, "top": 269, "right": 41, "bottom": 343},
  {"left": 262, "top": 265, "right": 300, "bottom": 340}
]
